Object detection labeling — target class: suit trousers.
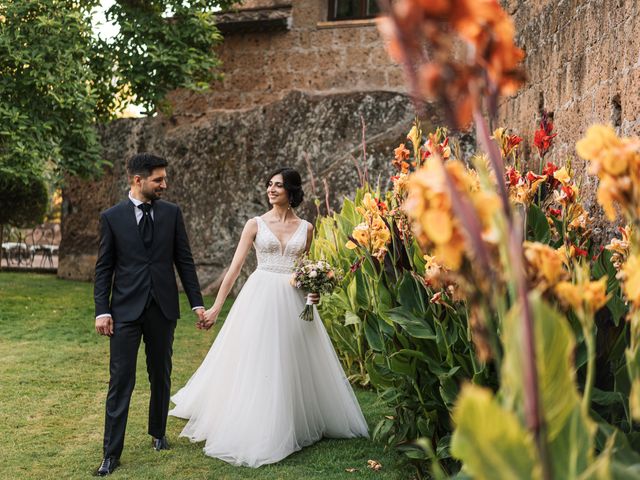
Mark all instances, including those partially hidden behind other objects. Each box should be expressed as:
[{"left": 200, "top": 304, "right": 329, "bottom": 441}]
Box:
[{"left": 102, "top": 297, "right": 176, "bottom": 459}]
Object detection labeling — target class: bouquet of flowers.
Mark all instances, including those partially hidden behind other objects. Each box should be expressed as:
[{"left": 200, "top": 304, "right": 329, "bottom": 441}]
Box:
[{"left": 291, "top": 257, "right": 342, "bottom": 321}]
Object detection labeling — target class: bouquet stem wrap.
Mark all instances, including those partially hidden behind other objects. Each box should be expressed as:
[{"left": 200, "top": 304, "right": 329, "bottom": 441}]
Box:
[{"left": 300, "top": 294, "right": 315, "bottom": 322}]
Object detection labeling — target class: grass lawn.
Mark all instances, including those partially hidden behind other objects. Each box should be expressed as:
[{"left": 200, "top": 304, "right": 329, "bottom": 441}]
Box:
[{"left": 0, "top": 272, "right": 414, "bottom": 480}]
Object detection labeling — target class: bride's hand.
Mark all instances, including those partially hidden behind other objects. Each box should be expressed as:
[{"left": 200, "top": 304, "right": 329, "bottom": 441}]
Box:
[
  {"left": 198, "top": 307, "right": 219, "bottom": 331},
  {"left": 307, "top": 293, "right": 320, "bottom": 304}
]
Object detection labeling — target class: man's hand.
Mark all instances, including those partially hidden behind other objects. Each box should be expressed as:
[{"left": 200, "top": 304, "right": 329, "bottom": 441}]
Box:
[
  {"left": 308, "top": 293, "right": 320, "bottom": 304},
  {"left": 194, "top": 307, "right": 206, "bottom": 327},
  {"left": 95, "top": 316, "right": 114, "bottom": 337},
  {"left": 197, "top": 308, "right": 219, "bottom": 331}
]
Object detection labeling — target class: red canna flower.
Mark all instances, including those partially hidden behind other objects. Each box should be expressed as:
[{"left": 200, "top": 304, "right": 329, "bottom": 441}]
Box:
[
  {"left": 542, "top": 162, "right": 560, "bottom": 188},
  {"left": 574, "top": 245, "right": 588, "bottom": 257},
  {"left": 526, "top": 171, "right": 545, "bottom": 183},
  {"left": 549, "top": 208, "right": 561, "bottom": 217},
  {"left": 542, "top": 162, "right": 558, "bottom": 177},
  {"left": 505, "top": 166, "right": 520, "bottom": 186},
  {"left": 533, "top": 112, "right": 557, "bottom": 157},
  {"left": 504, "top": 134, "right": 523, "bottom": 157},
  {"left": 561, "top": 185, "right": 575, "bottom": 202}
]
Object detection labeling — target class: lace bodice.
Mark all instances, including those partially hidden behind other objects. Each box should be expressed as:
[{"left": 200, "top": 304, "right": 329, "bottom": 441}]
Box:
[{"left": 254, "top": 216, "right": 308, "bottom": 274}]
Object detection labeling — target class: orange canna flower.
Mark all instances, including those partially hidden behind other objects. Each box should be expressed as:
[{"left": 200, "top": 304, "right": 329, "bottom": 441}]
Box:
[
  {"left": 620, "top": 254, "right": 640, "bottom": 309},
  {"left": 554, "top": 278, "right": 608, "bottom": 314},
  {"left": 576, "top": 125, "right": 640, "bottom": 220},
  {"left": 605, "top": 225, "right": 632, "bottom": 271},
  {"left": 523, "top": 241, "right": 568, "bottom": 290},
  {"left": 393, "top": 143, "right": 411, "bottom": 173},
  {"left": 378, "top": 0, "right": 525, "bottom": 130},
  {"left": 405, "top": 158, "right": 499, "bottom": 270}
]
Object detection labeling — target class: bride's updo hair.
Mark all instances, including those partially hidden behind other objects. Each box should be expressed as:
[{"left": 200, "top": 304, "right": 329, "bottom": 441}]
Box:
[{"left": 266, "top": 167, "right": 305, "bottom": 208}]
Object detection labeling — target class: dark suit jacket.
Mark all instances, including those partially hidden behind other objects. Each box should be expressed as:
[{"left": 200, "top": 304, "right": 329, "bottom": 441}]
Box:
[{"left": 94, "top": 198, "right": 203, "bottom": 322}]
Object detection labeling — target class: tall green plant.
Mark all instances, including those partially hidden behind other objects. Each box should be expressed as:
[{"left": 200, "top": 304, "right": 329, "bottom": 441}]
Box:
[
  {"left": 312, "top": 181, "right": 493, "bottom": 474},
  {"left": 0, "top": 0, "right": 233, "bottom": 184}
]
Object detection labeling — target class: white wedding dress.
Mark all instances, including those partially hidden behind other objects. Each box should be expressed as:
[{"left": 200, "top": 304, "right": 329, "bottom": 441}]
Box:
[{"left": 169, "top": 216, "right": 369, "bottom": 467}]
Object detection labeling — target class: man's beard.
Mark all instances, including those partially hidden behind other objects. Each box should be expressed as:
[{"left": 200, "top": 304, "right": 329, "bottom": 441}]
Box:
[{"left": 142, "top": 188, "right": 163, "bottom": 202}]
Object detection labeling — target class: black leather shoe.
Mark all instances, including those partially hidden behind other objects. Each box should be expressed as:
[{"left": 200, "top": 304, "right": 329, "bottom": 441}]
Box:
[
  {"left": 96, "top": 457, "right": 119, "bottom": 476},
  {"left": 152, "top": 436, "right": 170, "bottom": 451}
]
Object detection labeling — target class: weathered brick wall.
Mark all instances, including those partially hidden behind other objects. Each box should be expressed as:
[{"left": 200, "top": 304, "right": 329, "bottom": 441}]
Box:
[
  {"left": 497, "top": 0, "right": 640, "bottom": 232},
  {"left": 500, "top": 0, "right": 640, "bottom": 163},
  {"left": 167, "top": 0, "right": 405, "bottom": 116}
]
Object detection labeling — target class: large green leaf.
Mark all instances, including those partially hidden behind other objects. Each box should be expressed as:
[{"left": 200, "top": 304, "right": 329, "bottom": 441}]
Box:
[
  {"left": 387, "top": 306, "right": 436, "bottom": 339},
  {"left": 527, "top": 204, "right": 551, "bottom": 244},
  {"left": 450, "top": 384, "right": 541, "bottom": 480},
  {"left": 501, "top": 294, "right": 596, "bottom": 478},
  {"left": 578, "top": 433, "right": 640, "bottom": 479},
  {"left": 364, "top": 314, "right": 385, "bottom": 352},
  {"left": 398, "top": 272, "right": 427, "bottom": 314}
]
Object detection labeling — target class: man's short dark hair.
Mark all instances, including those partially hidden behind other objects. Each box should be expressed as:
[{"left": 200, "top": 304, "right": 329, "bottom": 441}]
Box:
[{"left": 127, "top": 153, "right": 168, "bottom": 178}]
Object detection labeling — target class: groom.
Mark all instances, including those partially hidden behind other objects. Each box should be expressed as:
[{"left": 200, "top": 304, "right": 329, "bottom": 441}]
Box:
[{"left": 93, "top": 153, "right": 205, "bottom": 476}]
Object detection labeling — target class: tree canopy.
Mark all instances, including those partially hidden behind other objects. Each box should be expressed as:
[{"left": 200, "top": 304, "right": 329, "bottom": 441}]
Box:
[{"left": 0, "top": 0, "right": 233, "bottom": 188}]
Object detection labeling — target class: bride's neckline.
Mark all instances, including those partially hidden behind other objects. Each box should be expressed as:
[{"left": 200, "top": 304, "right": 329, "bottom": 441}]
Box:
[{"left": 257, "top": 216, "right": 305, "bottom": 255}]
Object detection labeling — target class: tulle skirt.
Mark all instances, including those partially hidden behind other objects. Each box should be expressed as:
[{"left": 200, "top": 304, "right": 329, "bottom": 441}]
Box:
[{"left": 169, "top": 269, "right": 369, "bottom": 468}]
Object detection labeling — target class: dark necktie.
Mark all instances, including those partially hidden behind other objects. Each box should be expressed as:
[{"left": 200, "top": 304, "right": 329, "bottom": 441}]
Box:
[{"left": 138, "top": 203, "right": 153, "bottom": 249}]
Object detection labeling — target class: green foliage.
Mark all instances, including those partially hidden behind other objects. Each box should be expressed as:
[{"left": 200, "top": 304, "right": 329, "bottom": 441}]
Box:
[
  {"left": 0, "top": 171, "right": 48, "bottom": 227},
  {"left": 0, "top": 1, "right": 103, "bottom": 181},
  {"left": 0, "top": 0, "right": 231, "bottom": 184},
  {"left": 313, "top": 177, "right": 639, "bottom": 477},
  {"left": 312, "top": 185, "right": 492, "bottom": 475},
  {"left": 92, "top": 0, "right": 233, "bottom": 117},
  {"left": 526, "top": 204, "right": 551, "bottom": 244},
  {"left": 451, "top": 294, "right": 640, "bottom": 479},
  {"left": 451, "top": 385, "right": 542, "bottom": 480},
  {"left": 524, "top": 199, "right": 632, "bottom": 438}
]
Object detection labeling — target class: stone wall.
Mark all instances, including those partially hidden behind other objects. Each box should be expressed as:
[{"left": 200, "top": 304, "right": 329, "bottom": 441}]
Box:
[
  {"left": 59, "top": 0, "right": 640, "bottom": 284},
  {"left": 498, "top": 0, "right": 640, "bottom": 226},
  {"left": 59, "top": 91, "right": 427, "bottom": 288}
]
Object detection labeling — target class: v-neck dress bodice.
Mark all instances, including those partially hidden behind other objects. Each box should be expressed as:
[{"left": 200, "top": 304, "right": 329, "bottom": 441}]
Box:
[{"left": 254, "top": 216, "right": 308, "bottom": 274}]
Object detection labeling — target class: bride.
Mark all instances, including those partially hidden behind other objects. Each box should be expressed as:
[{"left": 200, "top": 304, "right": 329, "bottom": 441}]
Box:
[{"left": 169, "top": 167, "right": 369, "bottom": 467}]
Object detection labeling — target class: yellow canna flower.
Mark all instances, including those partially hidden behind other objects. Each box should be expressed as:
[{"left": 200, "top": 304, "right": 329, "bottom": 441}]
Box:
[
  {"left": 422, "top": 209, "right": 453, "bottom": 244},
  {"left": 605, "top": 225, "right": 632, "bottom": 272},
  {"left": 407, "top": 125, "right": 421, "bottom": 149},
  {"left": 405, "top": 158, "right": 499, "bottom": 272},
  {"left": 621, "top": 255, "right": 640, "bottom": 309},
  {"left": 555, "top": 278, "right": 608, "bottom": 313},
  {"left": 554, "top": 282, "right": 582, "bottom": 311},
  {"left": 360, "top": 193, "right": 380, "bottom": 216},
  {"left": 352, "top": 223, "right": 370, "bottom": 245},
  {"left": 345, "top": 213, "right": 391, "bottom": 260},
  {"left": 523, "top": 241, "right": 568, "bottom": 290},
  {"left": 392, "top": 173, "right": 409, "bottom": 197},
  {"left": 553, "top": 167, "right": 571, "bottom": 185},
  {"left": 576, "top": 126, "right": 640, "bottom": 221},
  {"left": 583, "top": 278, "right": 609, "bottom": 311},
  {"left": 576, "top": 124, "right": 623, "bottom": 166}
]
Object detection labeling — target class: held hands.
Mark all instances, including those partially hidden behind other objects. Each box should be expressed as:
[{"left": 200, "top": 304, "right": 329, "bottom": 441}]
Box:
[
  {"left": 194, "top": 307, "right": 206, "bottom": 329},
  {"left": 196, "top": 307, "right": 219, "bottom": 331},
  {"left": 95, "top": 316, "right": 114, "bottom": 337}
]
